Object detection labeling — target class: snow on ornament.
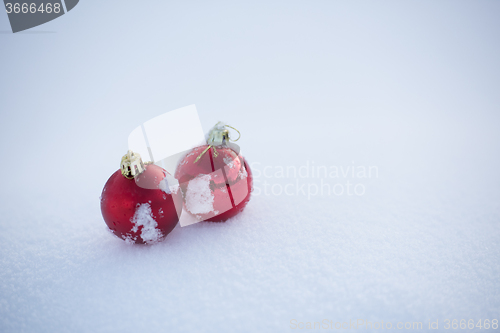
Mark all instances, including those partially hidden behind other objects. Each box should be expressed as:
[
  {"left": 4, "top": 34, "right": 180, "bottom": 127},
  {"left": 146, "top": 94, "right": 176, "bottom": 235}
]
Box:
[
  {"left": 175, "top": 122, "right": 253, "bottom": 222},
  {"left": 100, "top": 151, "right": 181, "bottom": 244}
]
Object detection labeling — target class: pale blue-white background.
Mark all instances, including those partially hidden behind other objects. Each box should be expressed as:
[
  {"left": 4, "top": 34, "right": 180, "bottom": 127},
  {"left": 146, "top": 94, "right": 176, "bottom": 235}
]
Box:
[{"left": 0, "top": 1, "right": 499, "bottom": 332}]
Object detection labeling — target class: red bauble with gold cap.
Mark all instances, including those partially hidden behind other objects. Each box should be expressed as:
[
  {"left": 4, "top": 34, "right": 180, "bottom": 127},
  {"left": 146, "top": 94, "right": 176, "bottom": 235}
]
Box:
[{"left": 100, "top": 151, "right": 180, "bottom": 244}]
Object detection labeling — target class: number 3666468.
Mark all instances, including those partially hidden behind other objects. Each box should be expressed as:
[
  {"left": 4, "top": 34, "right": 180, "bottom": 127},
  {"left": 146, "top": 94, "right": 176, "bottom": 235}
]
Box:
[{"left": 5, "top": 3, "right": 62, "bottom": 14}]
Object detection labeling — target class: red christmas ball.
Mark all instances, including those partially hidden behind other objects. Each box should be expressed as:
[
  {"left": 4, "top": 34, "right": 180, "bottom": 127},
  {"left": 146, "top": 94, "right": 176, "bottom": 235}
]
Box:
[
  {"left": 100, "top": 152, "right": 180, "bottom": 244},
  {"left": 175, "top": 145, "right": 252, "bottom": 222}
]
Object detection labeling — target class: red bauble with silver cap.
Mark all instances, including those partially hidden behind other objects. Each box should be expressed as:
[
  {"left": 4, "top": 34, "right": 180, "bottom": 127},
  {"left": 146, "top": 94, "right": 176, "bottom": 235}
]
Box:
[
  {"left": 175, "top": 122, "right": 253, "bottom": 222},
  {"left": 100, "top": 151, "right": 181, "bottom": 244}
]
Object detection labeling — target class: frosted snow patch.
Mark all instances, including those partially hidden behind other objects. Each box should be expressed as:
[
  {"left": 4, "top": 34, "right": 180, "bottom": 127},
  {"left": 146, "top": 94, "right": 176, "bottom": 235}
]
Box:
[
  {"left": 239, "top": 165, "right": 248, "bottom": 179},
  {"left": 130, "top": 203, "right": 163, "bottom": 244},
  {"left": 122, "top": 234, "right": 136, "bottom": 245},
  {"left": 223, "top": 156, "right": 235, "bottom": 169},
  {"left": 185, "top": 174, "right": 214, "bottom": 215}
]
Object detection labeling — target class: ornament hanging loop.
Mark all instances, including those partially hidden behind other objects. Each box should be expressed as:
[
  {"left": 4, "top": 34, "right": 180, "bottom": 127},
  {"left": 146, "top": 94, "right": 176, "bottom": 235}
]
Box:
[
  {"left": 194, "top": 122, "right": 241, "bottom": 163},
  {"left": 224, "top": 124, "right": 241, "bottom": 142}
]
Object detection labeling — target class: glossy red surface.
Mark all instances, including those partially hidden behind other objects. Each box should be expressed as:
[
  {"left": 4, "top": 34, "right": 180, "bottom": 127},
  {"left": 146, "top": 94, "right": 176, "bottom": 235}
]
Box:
[
  {"left": 205, "top": 159, "right": 253, "bottom": 222},
  {"left": 175, "top": 146, "right": 242, "bottom": 186}
]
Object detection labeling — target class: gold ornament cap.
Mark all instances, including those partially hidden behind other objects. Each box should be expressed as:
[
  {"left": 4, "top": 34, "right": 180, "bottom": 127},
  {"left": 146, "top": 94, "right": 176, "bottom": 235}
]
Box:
[{"left": 121, "top": 150, "right": 146, "bottom": 179}]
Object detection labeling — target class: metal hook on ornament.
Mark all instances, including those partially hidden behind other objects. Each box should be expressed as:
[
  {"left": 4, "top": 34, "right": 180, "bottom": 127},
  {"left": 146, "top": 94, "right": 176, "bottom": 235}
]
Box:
[
  {"left": 224, "top": 124, "right": 241, "bottom": 142},
  {"left": 193, "top": 122, "right": 241, "bottom": 163}
]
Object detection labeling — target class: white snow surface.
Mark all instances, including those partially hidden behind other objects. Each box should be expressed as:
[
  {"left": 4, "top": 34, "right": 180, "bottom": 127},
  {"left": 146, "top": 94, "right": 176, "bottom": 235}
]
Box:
[{"left": 1, "top": 1, "right": 500, "bottom": 332}]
